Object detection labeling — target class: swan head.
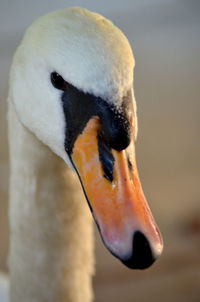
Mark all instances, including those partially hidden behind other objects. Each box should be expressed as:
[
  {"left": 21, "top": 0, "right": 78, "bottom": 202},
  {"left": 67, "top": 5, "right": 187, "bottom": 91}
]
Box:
[{"left": 9, "top": 7, "right": 163, "bottom": 269}]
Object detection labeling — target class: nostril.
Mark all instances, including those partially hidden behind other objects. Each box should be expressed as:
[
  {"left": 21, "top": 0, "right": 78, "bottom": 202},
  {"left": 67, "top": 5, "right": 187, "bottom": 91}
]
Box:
[{"left": 121, "top": 231, "right": 156, "bottom": 270}]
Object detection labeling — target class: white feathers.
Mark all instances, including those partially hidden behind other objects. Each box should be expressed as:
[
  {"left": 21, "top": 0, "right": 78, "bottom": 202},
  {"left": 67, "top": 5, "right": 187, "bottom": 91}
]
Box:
[
  {"left": 6, "top": 7, "right": 138, "bottom": 302},
  {"left": 8, "top": 6, "right": 136, "bottom": 165},
  {"left": 19, "top": 7, "right": 135, "bottom": 101},
  {"left": 0, "top": 274, "right": 9, "bottom": 302}
]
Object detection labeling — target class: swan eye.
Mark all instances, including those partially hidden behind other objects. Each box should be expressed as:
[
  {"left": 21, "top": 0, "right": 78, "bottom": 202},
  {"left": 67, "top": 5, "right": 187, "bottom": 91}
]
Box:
[{"left": 50, "top": 72, "right": 67, "bottom": 90}]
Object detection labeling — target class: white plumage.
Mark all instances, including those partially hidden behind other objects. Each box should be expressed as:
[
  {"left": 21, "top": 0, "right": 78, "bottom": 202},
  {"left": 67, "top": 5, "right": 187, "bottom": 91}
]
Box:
[
  {"left": 1, "top": 6, "right": 162, "bottom": 302},
  {"left": 0, "top": 274, "right": 9, "bottom": 302}
]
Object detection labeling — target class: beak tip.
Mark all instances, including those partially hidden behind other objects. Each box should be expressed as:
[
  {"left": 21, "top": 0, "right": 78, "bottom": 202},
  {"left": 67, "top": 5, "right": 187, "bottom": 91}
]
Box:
[{"left": 119, "top": 231, "right": 163, "bottom": 270}]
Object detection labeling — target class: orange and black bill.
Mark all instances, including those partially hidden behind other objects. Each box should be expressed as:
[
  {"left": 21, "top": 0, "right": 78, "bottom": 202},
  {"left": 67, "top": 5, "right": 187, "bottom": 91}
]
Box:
[
  {"left": 62, "top": 85, "right": 163, "bottom": 269},
  {"left": 70, "top": 116, "right": 163, "bottom": 269}
]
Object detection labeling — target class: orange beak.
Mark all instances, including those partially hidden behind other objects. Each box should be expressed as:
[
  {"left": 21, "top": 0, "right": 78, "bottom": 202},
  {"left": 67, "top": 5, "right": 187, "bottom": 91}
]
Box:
[{"left": 71, "top": 117, "right": 163, "bottom": 269}]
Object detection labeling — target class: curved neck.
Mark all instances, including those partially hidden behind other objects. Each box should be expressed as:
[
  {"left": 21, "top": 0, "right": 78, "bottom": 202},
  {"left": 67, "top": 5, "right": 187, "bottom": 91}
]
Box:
[{"left": 8, "top": 103, "right": 94, "bottom": 302}]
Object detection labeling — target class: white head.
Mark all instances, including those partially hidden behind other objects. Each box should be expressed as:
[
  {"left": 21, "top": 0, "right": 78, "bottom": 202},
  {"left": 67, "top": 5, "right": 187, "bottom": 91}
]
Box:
[
  {"left": 9, "top": 7, "right": 136, "bottom": 165},
  {"left": 9, "top": 7, "right": 162, "bottom": 269}
]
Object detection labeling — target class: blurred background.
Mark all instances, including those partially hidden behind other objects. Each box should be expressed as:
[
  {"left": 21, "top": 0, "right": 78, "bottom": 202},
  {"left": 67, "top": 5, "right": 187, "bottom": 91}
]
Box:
[{"left": 0, "top": 0, "right": 200, "bottom": 301}]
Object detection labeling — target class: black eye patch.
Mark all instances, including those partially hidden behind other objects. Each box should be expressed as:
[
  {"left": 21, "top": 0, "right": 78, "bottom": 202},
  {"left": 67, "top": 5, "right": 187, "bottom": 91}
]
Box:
[
  {"left": 60, "top": 82, "right": 133, "bottom": 155},
  {"left": 50, "top": 72, "right": 68, "bottom": 90}
]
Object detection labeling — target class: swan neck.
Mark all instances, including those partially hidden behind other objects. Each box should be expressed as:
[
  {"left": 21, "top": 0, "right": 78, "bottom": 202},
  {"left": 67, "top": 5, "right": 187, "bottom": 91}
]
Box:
[{"left": 8, "top": 102, "right": 94, "bottom": 302}]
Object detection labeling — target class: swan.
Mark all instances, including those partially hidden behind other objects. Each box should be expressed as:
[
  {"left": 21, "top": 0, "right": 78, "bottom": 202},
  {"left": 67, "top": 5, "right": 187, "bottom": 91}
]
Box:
[{"left": 2, "top": 7, "right": 163, "bottom": 302}]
